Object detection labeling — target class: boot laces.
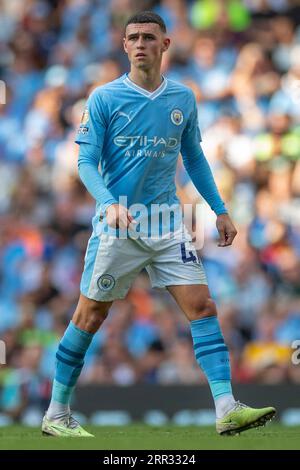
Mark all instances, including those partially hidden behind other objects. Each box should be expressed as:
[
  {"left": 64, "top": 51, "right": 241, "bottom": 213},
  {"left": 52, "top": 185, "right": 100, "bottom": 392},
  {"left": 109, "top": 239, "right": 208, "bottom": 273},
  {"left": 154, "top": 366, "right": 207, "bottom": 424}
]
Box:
[
  {"left": 64, "top": 414, "right": 80, "bottom": 429},
  {"left": 233, "top": 401, "right": 248, "bottom": 411}
]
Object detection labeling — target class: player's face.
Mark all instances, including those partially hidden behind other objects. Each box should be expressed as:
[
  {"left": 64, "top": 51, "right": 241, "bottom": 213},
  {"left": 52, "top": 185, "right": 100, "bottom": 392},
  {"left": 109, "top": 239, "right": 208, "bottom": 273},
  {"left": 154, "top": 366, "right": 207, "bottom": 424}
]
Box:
[{"left": 124, "top": 23, "right": 170, "bottom": 71}]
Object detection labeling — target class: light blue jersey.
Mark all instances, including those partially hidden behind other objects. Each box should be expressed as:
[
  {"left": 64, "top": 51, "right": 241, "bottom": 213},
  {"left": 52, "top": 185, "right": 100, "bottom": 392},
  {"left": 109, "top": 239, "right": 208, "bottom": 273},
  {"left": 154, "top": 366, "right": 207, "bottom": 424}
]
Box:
[
  {"left": 76, "top": 74, "right": 201, "bottom": 206},
  {"left": 75, "top": 74, "right": 226, "bottom": 237}
]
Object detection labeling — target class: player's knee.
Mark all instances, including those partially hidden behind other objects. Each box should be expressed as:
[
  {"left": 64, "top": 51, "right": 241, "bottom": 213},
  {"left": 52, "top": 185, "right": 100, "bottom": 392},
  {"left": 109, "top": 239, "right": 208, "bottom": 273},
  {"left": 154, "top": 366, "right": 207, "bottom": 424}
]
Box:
[
  {"left": 85, "top": 306, "right": 109, "bottom": 332},
  {"left": 189, "top": 296, "right": 217, "bottom": 321},
  {"left": 73, "top": 301, "right": 110, "bottom": 333}
]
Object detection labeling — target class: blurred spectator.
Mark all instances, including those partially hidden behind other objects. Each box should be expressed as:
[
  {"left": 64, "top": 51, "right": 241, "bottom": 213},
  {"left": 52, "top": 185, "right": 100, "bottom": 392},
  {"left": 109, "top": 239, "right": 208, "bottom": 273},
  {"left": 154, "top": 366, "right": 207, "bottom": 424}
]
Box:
[{"left": 240, "top": 312, "right": 292, "bottom": 383}]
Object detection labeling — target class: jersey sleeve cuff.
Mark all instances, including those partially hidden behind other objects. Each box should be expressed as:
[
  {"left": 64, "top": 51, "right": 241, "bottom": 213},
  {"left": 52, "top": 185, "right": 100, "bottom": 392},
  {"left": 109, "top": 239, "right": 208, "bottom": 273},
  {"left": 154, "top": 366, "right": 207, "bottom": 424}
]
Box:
[{"left": 215, "top": 207, "right": 228, "bottom": 216}]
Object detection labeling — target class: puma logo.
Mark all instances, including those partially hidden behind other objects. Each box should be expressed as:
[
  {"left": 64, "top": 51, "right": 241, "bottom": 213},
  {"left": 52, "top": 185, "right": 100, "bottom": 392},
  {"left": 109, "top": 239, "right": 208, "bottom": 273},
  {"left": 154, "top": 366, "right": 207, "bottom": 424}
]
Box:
[{"left": 117, "top": 111, "right": 133, "bottom": 122}]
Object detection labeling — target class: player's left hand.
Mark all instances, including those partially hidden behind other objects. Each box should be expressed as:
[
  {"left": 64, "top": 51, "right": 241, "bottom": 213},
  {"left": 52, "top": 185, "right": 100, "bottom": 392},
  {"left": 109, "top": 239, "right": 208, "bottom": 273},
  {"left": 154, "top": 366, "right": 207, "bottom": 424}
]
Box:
[{"left": 216, "top": 214, "right": 237, "bottom": 247}]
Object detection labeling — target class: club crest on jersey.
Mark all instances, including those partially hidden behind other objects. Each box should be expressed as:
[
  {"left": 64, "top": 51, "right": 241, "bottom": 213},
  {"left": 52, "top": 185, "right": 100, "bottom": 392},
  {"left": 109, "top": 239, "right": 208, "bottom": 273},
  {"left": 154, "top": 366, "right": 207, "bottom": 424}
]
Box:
[
  {"left": 171, "top": 109, "right": 183, "bottom": 126},
  {"left": 97, "top": 274, "right": 115, "bottom": 291}
]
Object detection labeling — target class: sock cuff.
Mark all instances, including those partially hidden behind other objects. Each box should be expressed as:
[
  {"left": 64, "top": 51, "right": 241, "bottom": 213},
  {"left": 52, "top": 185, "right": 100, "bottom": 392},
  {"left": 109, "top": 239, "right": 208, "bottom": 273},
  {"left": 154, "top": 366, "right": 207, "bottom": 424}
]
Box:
[
  {"left": 69, "top": 321, "right": 94, "bottom": 339},
  {"left": 61, "top": 321, "right": 94, "bottom": 353},
  {"left": 190, "top": 316, "right": 220, "bottom": 337}
]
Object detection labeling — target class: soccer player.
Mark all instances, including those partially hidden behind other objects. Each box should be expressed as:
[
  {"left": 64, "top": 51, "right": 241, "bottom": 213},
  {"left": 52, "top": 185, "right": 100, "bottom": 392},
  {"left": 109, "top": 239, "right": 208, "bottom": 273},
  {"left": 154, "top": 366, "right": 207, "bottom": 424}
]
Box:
[{"left": 42, "top": 11, "right": 275, "bottom": 437}]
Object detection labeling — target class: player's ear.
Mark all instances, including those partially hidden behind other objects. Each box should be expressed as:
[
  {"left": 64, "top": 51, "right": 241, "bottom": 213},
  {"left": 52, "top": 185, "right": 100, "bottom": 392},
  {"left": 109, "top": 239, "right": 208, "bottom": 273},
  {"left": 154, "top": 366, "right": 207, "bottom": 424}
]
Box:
[
  {"left": 123, "top": 37, "right": 128, "bottom": 53},
  {"left": 162, "top": 37, "right": 170, "bottom": 52}
]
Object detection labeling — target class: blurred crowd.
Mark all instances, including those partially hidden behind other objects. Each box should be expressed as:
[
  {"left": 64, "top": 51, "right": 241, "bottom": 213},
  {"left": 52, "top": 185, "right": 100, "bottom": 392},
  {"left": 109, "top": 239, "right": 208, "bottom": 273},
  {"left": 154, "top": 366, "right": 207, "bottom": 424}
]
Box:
[{"left": 1, "top": 0, "right": 300, "bottom": 422}]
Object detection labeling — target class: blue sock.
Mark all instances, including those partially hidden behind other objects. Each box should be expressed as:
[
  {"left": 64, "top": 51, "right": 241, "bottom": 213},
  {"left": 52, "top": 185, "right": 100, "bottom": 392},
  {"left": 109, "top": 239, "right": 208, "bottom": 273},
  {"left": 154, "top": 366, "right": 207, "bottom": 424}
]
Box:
[
  {"left": 190, "top": 316, "right": 233, "bottom": 402},
  {"left": 47, "top": 322, "right": 93, "bottom": 417}
]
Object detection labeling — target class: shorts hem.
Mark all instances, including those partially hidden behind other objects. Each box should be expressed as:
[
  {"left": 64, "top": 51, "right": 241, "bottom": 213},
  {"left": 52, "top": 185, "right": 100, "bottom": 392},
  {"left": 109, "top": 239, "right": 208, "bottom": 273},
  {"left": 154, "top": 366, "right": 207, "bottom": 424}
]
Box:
[
  {"left": 151, "top": 279, "right": 208, "bottom": 290},
  {"left": 80, "top": 289, "right": 128, "bottom": 302}
]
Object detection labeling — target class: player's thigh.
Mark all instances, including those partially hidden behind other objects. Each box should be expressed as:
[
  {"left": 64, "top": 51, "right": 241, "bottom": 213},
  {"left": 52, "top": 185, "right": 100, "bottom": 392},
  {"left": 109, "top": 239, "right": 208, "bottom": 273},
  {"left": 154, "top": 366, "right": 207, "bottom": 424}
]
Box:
[
  {"left": 146, "top": 235, "right": 216, "bottom": 320},
  {"left": 81, "top": 233, "right": 150, "bottom": 301}
]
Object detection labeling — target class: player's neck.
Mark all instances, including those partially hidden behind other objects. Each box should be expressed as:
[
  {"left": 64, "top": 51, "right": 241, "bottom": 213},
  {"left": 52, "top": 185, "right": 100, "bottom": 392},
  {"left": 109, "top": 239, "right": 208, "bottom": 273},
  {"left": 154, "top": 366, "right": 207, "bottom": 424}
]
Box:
[{"left": 128, "top": 68, "right": 163, "bottom": 92}]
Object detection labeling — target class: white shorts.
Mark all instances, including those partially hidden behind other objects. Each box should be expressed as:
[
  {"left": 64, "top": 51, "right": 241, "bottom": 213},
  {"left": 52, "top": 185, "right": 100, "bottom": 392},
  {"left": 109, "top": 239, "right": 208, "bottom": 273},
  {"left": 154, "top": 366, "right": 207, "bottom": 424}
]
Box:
[{"left": 80, "top": 226, "right": 207, "bottom": 302}]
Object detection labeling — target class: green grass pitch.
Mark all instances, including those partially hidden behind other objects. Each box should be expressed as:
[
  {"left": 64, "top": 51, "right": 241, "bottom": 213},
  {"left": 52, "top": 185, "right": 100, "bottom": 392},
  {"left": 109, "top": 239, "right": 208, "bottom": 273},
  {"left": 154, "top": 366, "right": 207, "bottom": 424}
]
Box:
[{"left": 0, "top": 424, "right": 300, "bottom": 450}]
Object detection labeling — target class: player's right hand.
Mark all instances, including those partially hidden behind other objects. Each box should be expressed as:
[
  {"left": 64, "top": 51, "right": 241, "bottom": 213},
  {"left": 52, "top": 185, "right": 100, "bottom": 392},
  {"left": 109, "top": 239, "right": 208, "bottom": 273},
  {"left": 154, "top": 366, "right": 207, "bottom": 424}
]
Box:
[{"left": 106, "top": 203, "right": 136, "bottom": 229}]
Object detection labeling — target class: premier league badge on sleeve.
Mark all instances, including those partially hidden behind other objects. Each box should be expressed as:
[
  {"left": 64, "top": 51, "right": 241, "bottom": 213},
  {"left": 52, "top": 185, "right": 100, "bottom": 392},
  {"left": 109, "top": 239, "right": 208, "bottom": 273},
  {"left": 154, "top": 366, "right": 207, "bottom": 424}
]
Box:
[
  {"left": 78, "top": 108, "right": 89, "bottom": 134},
  {"left": 81, "top": 108, "right": 89, "bottom": 125},
  {"left": 171, "top": 109, "right": 183, "bottom": 126}
]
